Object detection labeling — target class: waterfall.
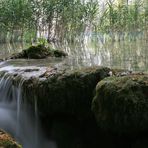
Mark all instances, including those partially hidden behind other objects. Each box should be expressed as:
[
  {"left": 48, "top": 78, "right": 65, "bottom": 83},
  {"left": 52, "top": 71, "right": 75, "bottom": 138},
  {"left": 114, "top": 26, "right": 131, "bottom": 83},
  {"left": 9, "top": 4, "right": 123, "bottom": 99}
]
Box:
[{"left": 0, "top": 73, "right": 57, "bottom": 148}]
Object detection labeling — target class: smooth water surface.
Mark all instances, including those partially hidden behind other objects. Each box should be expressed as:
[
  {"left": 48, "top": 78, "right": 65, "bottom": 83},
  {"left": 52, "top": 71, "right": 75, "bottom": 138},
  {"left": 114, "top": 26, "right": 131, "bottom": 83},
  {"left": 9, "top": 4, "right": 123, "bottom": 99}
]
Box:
[{"left": 0, "top": 40, "right": 147, "bottom": 72}]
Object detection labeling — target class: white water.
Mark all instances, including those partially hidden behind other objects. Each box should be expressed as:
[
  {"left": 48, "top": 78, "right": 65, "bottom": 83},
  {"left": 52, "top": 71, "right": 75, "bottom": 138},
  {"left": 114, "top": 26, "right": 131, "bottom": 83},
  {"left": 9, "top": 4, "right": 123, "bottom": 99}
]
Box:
[{"left": 0, "top": 73, "right": 57, "bottom": 148}]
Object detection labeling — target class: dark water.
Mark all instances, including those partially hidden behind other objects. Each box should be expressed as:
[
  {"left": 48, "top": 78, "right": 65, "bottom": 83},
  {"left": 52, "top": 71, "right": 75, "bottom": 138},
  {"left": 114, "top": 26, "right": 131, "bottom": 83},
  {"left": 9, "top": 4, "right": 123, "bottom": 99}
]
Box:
[{"left": 0, "top": 40, "right": 147, "bottom": 72}]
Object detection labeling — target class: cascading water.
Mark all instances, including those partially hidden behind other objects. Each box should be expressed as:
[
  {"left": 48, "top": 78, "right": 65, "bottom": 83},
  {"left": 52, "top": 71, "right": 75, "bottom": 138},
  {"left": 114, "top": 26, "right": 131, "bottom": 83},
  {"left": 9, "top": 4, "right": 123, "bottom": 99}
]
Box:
[{"left": 0, "top": 73, "right": 57, "bottom": 148}]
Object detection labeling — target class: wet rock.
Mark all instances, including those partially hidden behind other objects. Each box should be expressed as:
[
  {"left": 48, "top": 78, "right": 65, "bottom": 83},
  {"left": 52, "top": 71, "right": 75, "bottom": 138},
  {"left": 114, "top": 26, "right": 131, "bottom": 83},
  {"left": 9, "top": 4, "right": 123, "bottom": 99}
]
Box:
[
  {"left": 0, "top": 66, "right": 119, "bottom": 148},
  {"left": 19, "top": 66, "right": 110, "bottom": 148},
  {"left": 92, "top": 74, "right": 148, "bottom": 134},
  {"left": 0, "top": 129, "right": 22, "bottom": 148},
  {"left": 22, "top": 66, "right": 110, "bottom": 120},
  {"left": 39, "top": 67, "right": 57, "bottom": 78},
  {"left": 10, "top": 44, "right": 67, "bottom": 59}
]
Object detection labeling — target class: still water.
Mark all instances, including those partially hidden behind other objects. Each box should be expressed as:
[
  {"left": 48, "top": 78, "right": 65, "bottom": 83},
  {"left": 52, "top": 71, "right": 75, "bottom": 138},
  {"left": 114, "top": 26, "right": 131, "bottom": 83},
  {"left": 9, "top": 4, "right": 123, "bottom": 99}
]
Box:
[{"left": 0, "top": 40, "right": 147, "bottom": 72}]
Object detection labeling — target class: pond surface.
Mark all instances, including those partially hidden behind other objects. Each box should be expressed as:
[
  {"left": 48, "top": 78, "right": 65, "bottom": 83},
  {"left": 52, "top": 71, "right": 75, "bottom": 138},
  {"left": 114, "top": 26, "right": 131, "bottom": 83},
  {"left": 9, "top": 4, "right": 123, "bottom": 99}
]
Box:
[{"left": 0, "top": 40, "right": 147, "bottom": 73}]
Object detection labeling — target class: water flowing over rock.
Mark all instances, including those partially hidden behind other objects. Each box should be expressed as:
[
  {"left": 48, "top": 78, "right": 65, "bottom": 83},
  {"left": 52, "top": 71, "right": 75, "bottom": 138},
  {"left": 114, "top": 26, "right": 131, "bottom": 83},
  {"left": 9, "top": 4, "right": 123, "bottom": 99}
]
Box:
[
  {"left": 21, "top": 66, "right": 110, "bottom": 148},
  {"left": 92, "top": 75, "right": 148, "bottom": 134},
  {"left": 0, "top": 73, "right": 57, "bottom": 148},
  {"left": 0, "top": 65, "right": 110, "bottom": 148},
  {"left": 21, "top": 66, "right": 110, "bottom": 120},
  {"left": 1, "top": 61, "right": 148, "bottom": 148}
]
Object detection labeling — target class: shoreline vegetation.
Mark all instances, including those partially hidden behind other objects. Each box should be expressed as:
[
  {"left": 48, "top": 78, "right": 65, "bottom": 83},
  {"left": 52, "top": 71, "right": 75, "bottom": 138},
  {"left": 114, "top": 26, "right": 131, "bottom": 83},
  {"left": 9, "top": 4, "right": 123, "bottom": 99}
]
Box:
[{"left": 0, "top": 0, "right": 148, "bottom": 43}]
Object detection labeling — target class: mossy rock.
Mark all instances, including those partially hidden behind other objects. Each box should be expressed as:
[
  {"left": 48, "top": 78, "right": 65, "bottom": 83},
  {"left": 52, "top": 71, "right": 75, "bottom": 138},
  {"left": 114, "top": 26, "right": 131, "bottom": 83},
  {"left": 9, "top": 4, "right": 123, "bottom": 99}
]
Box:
[
  {"left": 0, "top": 129, "right": 22, "bottom": 148},
  {"left": 92, "top": 75, "right": 148, "bottom": 134},
  {"left": 10, "top": 44, "right": 67, "bottom": 59},
  {"left": 24, "top": 44, "right": 51, "bottom": 58},
  {"left": 21, "top": 66, "right": 110, "bottom": 120},
  {"left": 0, "top": 66, "right": 110, "bottom": 148}
]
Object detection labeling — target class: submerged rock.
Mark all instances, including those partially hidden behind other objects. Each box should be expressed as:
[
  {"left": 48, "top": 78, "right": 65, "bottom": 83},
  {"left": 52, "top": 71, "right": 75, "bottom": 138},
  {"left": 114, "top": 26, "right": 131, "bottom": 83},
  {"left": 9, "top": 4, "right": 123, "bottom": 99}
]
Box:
[
  {"left": 10, "top": 44, "right": 67, "bottom": 59},
  {"left": 0, "top": 129, "right": 22, "bottom": 148},
  {"left": 92, "top": 75, "right": 148, "bottom": 134}
]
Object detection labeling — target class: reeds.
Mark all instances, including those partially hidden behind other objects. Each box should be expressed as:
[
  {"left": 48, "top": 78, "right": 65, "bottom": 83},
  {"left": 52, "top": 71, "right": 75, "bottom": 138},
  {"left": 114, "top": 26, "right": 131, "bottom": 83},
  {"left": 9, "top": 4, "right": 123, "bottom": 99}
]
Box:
[{"left": 0, "top": 0, "right": 147, "bottom": 43}]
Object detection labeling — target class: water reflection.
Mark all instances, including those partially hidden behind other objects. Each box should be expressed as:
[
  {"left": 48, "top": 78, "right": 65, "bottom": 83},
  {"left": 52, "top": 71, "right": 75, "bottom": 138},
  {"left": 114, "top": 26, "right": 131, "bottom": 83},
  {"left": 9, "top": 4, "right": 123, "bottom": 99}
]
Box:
[
  {"left": 0, "top": 42, "right": 25, "bottom": 59},
  {"left": 60, "top": 39, "right": 148, "bottom": 72},
  {"left": 0, "top": 40, "right": 147, "bottom": 72}
]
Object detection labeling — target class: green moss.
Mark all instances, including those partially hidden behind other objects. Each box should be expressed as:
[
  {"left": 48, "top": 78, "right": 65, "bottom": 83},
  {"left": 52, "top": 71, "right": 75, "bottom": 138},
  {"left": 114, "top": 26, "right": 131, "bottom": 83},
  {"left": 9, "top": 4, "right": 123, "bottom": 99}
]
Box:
[
  {"left": 10, "top": 44, "right": 67, "bottom": 59},
  {"left": 92, "top": 75, "right": 148, "bottom": 134},
  {"left": 21, "top": 66, "right": 110, "bottom": 120},
  {"left": 0, "top": 141, "right": 22, "bottom": 148},
  {"left": 23, "top": 44, "right": 52, "bottom": 59}
]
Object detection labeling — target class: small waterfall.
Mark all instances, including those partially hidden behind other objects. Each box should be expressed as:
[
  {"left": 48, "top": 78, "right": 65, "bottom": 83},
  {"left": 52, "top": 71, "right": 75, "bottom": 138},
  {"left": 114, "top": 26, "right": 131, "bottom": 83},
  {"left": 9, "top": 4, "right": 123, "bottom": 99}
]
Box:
[
  {"left": 0, "top": 73, "right": 57, "bottom": 148},
  {"left": 14, "top": 79, "right": 23, "bottom": 139},
  {"left": 34, "top": 98, "right": 39, "bottom": 148}
]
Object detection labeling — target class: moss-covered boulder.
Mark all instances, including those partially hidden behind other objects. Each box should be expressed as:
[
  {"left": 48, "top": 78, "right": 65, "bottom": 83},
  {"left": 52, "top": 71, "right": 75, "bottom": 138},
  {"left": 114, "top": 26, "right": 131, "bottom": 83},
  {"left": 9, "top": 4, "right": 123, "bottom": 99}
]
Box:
[
  {"left": 18, "top": 66, "right": 110, "bottom": 148},
  {"left": 10, "top": 44, "right": 67, "bottom": 59},
  {"left": 0, "top": 129, "right": 22, "bottom": 148},
  {"left": 92, "top": 75, "right": 148, "bottom": 134},
  {"left": 22, "top": 66, "right": 110, "bottom": 120},
  {"left": 0, "top": 66, "right": 111, "bottom": 148}
]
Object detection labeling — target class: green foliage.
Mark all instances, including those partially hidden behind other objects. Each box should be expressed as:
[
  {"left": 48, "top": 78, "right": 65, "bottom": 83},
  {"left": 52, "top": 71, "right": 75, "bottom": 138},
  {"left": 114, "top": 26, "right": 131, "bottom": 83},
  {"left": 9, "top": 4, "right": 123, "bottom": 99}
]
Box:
[
  {"left": 0, "top": 0, "right": 148, "bottom": 43},
  {"left": 0, "top": 0, "right": 35, "bottom": 42},
  {"left": 37, "top": 38, "right": 48, "bottom": 46},
  {"left": 100, "top": 0, "right": 147, "bottom": 33},
  {"left": 0, "top": 0, "right": 99, "bottom": 43}
]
